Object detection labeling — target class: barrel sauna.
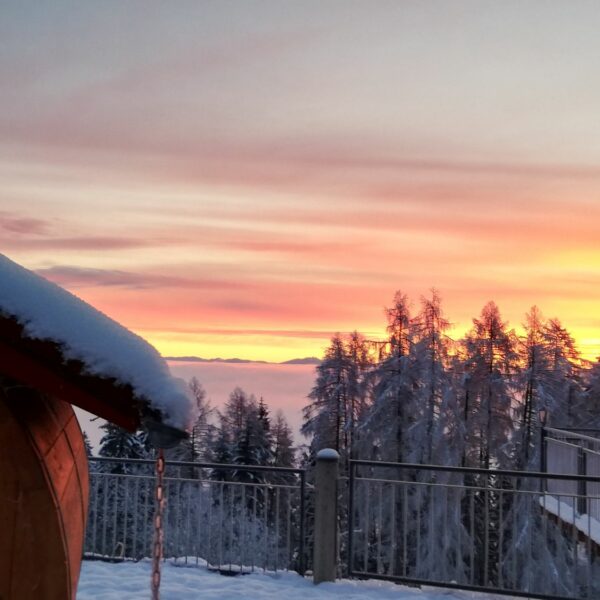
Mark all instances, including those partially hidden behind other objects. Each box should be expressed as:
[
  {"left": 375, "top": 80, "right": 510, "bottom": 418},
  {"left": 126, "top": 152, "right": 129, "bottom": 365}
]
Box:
[{"left": 0, "top": 383, "right": 89, "bottom": 600}]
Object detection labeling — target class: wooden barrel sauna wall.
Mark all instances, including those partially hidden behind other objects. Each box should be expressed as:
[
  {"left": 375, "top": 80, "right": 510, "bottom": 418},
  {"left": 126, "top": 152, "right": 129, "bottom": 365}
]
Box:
[{"left": 0, "top": 381, "right": 89, "bottom": 600}]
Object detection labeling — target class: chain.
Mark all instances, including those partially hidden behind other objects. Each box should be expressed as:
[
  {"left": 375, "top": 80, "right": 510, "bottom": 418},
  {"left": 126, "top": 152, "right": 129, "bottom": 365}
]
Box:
[{"left": 151, "top": 448, "right": 166, "bottom": 600}]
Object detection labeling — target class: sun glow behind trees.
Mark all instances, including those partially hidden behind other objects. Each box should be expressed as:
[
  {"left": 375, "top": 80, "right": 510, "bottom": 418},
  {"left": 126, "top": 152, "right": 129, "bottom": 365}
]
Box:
[{"left": 302, "top": 290, "right": 598, "bottom": 475}]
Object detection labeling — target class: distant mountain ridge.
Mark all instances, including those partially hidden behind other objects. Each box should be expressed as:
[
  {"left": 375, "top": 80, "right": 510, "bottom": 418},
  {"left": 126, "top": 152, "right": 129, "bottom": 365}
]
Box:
[{"left": 166, "top": 355, "right": 321, "bottom": 365}]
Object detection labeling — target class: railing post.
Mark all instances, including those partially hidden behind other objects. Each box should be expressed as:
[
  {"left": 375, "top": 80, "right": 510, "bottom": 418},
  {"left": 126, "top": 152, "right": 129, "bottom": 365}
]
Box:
[
  {"left": 347, "top": 460, "right": 355, "bottom": 577},
  {"left": 313, "top": 448, "right": 339, "bottom": 584},
  {"left": 299, "top": 470, "right": 306, "bottom": 576},
  {"left": 577, "top": 447, "right": 587, "bottom": 515},
  {"left": 540, "top": 427, "right": 547, "bottom": 474},
  {"left": 540, "top": 426, "right": 547, "bottom": 493}
]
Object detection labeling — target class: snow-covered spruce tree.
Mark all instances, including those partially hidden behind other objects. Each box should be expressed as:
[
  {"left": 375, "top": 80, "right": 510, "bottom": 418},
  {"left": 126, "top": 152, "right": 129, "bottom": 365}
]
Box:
[
  {"left": 302, "top": 333, "right": 369, "bottom": 475},
  {"left": 272, "top": 410, "right": 295, "bottom": 468},
  {"left": 497, "top": 311, "right": 592, "bottom": 596},
  {"left": 361, "top": 291, "right": 415, "bottom": 463},
  {"left": 301, "top": 332, "right": 372, "bottom": 575},
  {"left": 269, "top": 410, "right": 301, "bottom": 566},
  {"left": 210, "top": 387, "right": 259, "bottom": 481},
  {"left": 210, "top": 414, "right": 234, "bottom": 481},
  {"left": 343, "top": 331, "right": 373, "bottom": 466},
  {"left": 256, "top": 396, "right": 275, "bottom": 466},
  {"left": 513, "top": 308, "right": 583, "bottom": 469},
  {"left": 355, "top": 291, "right": 469, "bottom": 581},
  {"left": 458, "top": 302, "right": 518, "bottom": 586},
  {"left": 83, "top": 430, "right": 93, "bottom": 457},
  {"left": 362, "top": 290, "right": 453, "bottom": 461},
  {"left": 224, "top": 386, "right": 256, "bottom": 438},
  {"left": 166, "top": 376, "right": 215, "bottom": 477},
  {"left": 204, "top": 391, "right": 292, "bottom": 569},
  {"left": 513, "top": 306, "right": 547, "bottom": 469},
  {"left": 89, "top": 423, "right": 153, "bottom": 558},
  {"left": 354, "top": 292, "right": 417, "bottom": 576},
  {"left": 233, "top": 396, "right": 273, "bottom": 484},
  {"left": 98, "top": 422, "right": 151, "bottom": 468},
  {"left": 254, "top": 400, "right": 297, "bottom": 568},
  {"left": 461, "top": 301, "right": 517, "bottom": 470},
  {"left": 213, "top": 389, "right": 271, "bottom": 502},
  {"left": 409, "top": 289, "right": 452, "bottom": 465},
  {"left": 407, "top": 291, "right": 470, "bottom": 582},
  {"left": 542, "top": 317, "right": 585, "bottom": 426}
]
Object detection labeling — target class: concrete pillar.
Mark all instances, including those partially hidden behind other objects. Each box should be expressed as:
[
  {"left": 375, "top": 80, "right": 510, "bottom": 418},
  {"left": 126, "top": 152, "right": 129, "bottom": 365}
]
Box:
[{"left": 313, "top": 448, "right": 339, "bottom": 584}]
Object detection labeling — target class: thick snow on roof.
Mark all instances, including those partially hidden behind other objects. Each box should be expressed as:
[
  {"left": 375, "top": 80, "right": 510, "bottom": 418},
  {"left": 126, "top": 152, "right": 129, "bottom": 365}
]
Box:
[{"left": 0, "top": 254, "right": 194, "bottom": 430}]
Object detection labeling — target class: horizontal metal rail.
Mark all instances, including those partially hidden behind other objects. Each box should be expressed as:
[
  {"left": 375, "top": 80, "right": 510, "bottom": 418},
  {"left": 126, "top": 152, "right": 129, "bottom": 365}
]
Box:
[
  {"left": 351, "top": 571, "right": 581, "bottom": 600},
  {"left": 89, "top": 456, "right": 305, "bottom": 475},
  {"left": 353, "top": 475, "right": 600, "bottom": 499},
  {"left": 545, "top": 427, "right": 600, "bottom": 448},
  {"left": 90, "top": 471, "right": 302, "bottom": 490},
  {"left": 350, "top": 458, "right": 600, "bottom": 483},
  {"left": 551, "top": 428, "right": 600, "bottom": 435}
]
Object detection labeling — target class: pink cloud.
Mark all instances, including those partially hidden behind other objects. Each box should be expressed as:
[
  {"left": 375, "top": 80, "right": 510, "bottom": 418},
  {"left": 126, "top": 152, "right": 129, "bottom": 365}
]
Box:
[
  {"left": 36, "top": 265, "right": 244, "bottom": 291},
  {"left": 2, "top": 236, "right": 154, "bottom": 251},
  {"left": 0, "top": 211, "right": 49, "bottom": 235}
]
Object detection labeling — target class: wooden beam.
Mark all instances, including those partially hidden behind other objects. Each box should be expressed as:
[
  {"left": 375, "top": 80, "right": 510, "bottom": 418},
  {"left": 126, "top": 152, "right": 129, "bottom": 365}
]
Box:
[{"left": 0, "top": 315, "right": 142, "bottom": 431}]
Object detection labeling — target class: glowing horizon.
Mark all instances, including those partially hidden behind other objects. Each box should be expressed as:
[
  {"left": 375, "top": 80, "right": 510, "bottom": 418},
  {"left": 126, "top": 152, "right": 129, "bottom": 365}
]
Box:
[{"left": 1, "top": 2, "right": 599, "bottom": 363}]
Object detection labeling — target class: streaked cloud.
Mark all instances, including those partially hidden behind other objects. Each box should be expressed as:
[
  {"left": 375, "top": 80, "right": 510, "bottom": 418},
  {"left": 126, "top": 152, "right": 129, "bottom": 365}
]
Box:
[
  {"left": 36, "top": 265, "right": 243, "bottom": 290},
  {"left": 1, "top": 2, "right": 599, "bottom": 361},
  {"left": 4, "top": 236, "right": 158, "bottom": 251},
  {"left": 0, "top": 211, "right": 49, "bottom": 235},
  {"left": 149, "top": 326, "right": 338, "bottom": 340}
]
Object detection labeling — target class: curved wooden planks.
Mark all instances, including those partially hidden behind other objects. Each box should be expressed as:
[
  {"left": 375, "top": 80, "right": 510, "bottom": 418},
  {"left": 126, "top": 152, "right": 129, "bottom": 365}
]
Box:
[{"left": 0, "top": 384, "right": 89, "bottom": 600}]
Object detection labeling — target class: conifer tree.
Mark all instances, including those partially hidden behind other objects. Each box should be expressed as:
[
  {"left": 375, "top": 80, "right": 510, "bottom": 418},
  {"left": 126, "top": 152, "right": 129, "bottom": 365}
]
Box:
[
  {"left": 410, "top": 289, "right": 452, "bottom": 465},
  {"left": 272, "top": 411, "right": 295, "bottom": 468},
  {"left": 98, "top": 422, "right": 150, "bottom": 472},
  {"left": 516, "top": 306, "right": 547, "bottom": 468},
  {"left": 211, "top": 414, "right": 234, "bottom": 481},
  {"left": 83, "top": 430, "right": 93, "bottom": 457},
  {"left": 543, "top": 317, "right": 583, "bottom": 425},
  {"left": 363, "top": 291, "right": 415, "bottom": 462},
  {"left": 302, "top": 333, "right": 369, "bottom": 474},
  {"left": 515, "top": 310, "right": 583, "bottom": 467},
  {"left": 167, "top": 377, "right": 215, "bottom": 472},
  {"left": 302, "top": 334, "right": 348, "bottom": 457},
  {"left": 462, "top": 301, "right": 517, "bottom": 469}
]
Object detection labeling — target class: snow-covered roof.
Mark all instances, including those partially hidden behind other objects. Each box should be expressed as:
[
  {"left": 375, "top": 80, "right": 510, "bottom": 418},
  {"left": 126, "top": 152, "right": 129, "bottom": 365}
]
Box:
[{"left": 0, "top": 254, "right": 194, "bottom": 430}]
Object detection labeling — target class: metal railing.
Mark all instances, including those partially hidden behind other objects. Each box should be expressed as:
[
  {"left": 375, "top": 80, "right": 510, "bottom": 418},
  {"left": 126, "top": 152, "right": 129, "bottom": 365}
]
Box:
[
  {"left": 347, "top": 459, "right": 600, "bottom": 600},
  {"left": 545, "top": 427, "right": 600, "bottom": 521},
  {"left": 84, "top": 457, "right": 308, "bottom": 574}
]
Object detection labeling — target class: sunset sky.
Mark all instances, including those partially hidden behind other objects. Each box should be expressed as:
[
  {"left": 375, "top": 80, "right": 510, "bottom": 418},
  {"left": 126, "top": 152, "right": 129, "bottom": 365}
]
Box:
[{"left": 1, "top": 2, "right": 599, "bottom": 362}]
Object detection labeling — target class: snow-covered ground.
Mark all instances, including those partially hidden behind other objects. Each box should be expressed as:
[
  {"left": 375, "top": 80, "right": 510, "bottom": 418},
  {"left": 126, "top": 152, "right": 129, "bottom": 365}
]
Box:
[{"left": 77, "top": 560, "right": 508, "bottom": 600}]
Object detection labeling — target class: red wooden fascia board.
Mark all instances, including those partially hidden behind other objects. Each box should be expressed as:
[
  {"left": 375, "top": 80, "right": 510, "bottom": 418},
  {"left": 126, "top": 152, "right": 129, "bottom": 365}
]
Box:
[{"left": 0, "top": 338, "right": 139, "bottom": 431}]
